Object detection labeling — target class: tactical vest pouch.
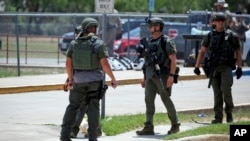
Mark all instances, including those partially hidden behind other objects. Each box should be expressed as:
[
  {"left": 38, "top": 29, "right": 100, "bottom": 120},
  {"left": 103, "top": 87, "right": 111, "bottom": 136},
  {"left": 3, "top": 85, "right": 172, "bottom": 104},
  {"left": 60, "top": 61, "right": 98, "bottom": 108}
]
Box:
[{"left": 229, "top": 58, "right": 236, "bottom": 70}]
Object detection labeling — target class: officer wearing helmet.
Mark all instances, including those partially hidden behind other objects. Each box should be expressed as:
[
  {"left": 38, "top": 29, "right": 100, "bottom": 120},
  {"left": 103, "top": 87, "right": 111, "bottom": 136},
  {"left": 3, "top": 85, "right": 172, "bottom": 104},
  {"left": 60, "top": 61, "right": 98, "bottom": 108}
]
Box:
[
  {"left": 62, "top": 25, "right": 102, "bottom": 139},
  {"left": 60, "top": 17, "right": 117, "bottom": 141},
  {"left": 209, "top": 0, "right": 232, "bottom": 29},
  {"left": 136, "top": 17, "right": 180, "bottom": 135},
  {"left": 98, "top": 9, "right": 122, "bottom": 57},
  {"left": 194, "top": 12, "right": 242, "bottom": 124},
  {"left": 212, "top": 11, "right": 227, "bottom": 21}
]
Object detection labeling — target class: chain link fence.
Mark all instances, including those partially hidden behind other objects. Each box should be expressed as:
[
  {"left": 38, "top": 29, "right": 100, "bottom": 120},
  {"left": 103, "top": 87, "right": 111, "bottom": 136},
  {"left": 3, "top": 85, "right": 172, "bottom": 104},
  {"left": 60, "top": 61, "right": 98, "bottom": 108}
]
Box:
[
  {"left": 0, "top": 13, "right": 187, "bottom": 66},
  {"left": 0, "top": 12, "right": 249, "bottom": 67}
]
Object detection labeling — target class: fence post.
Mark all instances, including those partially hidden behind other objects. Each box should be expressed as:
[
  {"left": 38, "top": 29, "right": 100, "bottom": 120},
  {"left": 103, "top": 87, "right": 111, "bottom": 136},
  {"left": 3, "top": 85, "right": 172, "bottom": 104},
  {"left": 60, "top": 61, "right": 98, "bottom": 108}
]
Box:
[
  {"left": 15, "top": 14, "right": 21, "bottom": 76},
  {"left": 6, "top": 34, "right": 9, "bottom": 64},
  {"left": 100, "top": 13, "right": 107, "bottom": 119},
  {"left": 25, "top": 35, "right": 27, "bottom": 64}
]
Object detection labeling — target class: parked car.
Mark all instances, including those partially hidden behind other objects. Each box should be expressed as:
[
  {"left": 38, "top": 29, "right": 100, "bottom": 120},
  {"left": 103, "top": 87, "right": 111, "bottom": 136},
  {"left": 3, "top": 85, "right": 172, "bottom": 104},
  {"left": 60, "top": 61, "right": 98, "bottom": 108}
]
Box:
[
  {"left": 58, "top": 19, "right": 144, "bottom": 55},
  {"left": 58, "top": 32, "right": 74, "bottom": 55},
  {"left": 113, "top": 27, "right": 140, "bottom": 60}
]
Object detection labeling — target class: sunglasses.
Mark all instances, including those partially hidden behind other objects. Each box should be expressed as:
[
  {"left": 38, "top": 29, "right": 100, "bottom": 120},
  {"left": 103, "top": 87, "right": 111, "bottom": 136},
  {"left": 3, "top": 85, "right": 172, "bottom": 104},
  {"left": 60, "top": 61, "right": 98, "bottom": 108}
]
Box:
[{"left": 215, "top": 19, "right": 225, "bottom": 22}]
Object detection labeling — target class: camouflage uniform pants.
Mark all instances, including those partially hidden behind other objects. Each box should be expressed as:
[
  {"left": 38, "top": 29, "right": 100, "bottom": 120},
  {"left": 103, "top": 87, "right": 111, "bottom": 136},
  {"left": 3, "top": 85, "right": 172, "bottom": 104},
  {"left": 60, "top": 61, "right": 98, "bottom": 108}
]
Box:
[{"left": 144, "top": 75, "right": 178, "bottom": 125}]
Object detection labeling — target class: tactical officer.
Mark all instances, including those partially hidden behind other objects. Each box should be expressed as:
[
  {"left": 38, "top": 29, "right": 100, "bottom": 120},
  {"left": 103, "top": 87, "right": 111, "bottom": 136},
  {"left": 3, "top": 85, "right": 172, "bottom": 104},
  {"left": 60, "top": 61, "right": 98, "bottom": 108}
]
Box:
[
  {"left": 194, "top": 12, "right": 243, "bottom": 124},
  {"left": 63, "top": 26, "right": 103, "bottom": 139},
  {"left": 209, "top": 0, "right": 232, "bottom": 29},
  {"left": 136, "top": 17, "right": 180, "bottom": 135},
  {"left": 60, "top": 17, "right": 117, "bottom": 141},
  {"left": 98, "top": 9, "right": 122, "bottom": 57},
  {"left": 232, "top": 11, "right": 249, "bottom": 55}
]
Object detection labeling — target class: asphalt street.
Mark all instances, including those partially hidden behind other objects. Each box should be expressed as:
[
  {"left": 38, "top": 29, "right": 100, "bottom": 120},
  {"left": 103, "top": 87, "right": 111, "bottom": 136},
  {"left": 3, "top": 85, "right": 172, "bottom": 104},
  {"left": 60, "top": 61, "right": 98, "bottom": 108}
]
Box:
[{"left": 0, "top": 76, "right": 249, "bottom": 141}]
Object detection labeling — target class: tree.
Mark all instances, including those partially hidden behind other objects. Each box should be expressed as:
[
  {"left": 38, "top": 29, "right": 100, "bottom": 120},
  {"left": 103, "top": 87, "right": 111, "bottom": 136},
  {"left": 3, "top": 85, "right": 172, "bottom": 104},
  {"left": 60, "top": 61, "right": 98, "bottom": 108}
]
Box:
[{"left": 3, "top": 0, "right": 249, "bottom": 14}]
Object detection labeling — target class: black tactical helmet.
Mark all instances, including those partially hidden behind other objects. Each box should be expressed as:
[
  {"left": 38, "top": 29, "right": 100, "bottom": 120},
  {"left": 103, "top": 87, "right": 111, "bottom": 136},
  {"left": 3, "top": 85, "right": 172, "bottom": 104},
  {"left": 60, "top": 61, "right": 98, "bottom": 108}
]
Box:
[
  {"left": 146, "top": 17, "right": 164, "bottom": 26},
  {"left": 81, "top": 18, "right": 98, "bottom": 30},
  {"left": 212, "top": 12, "right": 226, "bottom": 21}
]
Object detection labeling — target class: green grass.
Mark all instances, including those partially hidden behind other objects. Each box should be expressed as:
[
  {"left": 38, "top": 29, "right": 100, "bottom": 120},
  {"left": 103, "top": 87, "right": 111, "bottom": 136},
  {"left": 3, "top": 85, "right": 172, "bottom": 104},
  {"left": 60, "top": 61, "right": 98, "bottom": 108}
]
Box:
[
  {"left": 101, "top": 113, "right": 170, "bottom": 136},
  {"left": 0, "top": 36, "right": 67, "bottom": 78},
  {"left": 165, "top": 121, "right": 250, "bottom": 140},
  {"left": 100, "top": 107, "right": 250, "bottom": 140},
  {"left": 0, "top": 36, "right": 65, "bottom": 59},
  {"left": 0, "top": 67, "right": 65, "bottom": 78}
]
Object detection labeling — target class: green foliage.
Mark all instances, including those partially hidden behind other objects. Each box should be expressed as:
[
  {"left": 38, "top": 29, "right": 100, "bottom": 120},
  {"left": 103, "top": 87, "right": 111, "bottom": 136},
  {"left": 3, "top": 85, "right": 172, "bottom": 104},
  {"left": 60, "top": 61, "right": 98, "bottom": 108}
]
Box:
[
  {"left": 116, "top": 0, "right": 148, "bottom": 12},
  {"left": 3, "top": 0, "right": 250, "bottom": 14}
]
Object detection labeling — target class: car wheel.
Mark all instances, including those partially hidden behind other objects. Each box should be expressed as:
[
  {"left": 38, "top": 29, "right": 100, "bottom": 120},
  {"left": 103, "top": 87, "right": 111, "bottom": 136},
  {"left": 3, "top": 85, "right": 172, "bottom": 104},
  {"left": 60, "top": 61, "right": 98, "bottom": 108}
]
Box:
[{"left": 125, "top": 47, "right": 137, "bottom": 61}]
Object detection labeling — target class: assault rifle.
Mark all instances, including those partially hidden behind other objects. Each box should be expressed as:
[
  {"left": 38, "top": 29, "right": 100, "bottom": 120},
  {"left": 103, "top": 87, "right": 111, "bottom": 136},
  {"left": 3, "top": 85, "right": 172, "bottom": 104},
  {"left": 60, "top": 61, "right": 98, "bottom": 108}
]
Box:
[
  {"left": 140, "top": 37, "right": 165, "bottom": 89},
  {"left": 206, "top": 24, "right": 219, "bottom": 88}
]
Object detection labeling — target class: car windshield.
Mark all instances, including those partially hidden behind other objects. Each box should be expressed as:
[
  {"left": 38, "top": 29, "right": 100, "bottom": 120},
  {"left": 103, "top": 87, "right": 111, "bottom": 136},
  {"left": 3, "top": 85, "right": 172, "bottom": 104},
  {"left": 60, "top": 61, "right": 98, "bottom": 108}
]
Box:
[{"left": 122, "top": 27, "right": 140, "bottom": 38}]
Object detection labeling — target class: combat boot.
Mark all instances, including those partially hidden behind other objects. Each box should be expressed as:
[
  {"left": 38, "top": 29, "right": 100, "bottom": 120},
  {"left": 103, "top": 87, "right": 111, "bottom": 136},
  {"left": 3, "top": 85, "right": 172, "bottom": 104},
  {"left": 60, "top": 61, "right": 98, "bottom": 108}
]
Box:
[
  {"left": 167, "top": 123, "right": 180, "bottom": 134},
  {"left": 70, "top": 132, "right": 77, "bottom": 138},
  {"left": 211, "top": 119, "right": 222, "bottom": 124},
  {"left": 84, "top": 128, "right": 102, "bottom": 138},
  {"left": 136, "top": 122, "right": 154, "bottom": 135}
]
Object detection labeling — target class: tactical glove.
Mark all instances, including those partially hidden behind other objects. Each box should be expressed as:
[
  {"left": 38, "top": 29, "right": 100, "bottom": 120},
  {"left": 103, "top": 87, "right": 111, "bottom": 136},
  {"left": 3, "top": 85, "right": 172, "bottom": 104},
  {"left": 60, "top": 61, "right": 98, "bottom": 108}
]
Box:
[
  {"left": 235, "top": 67, "right": 242, "bottom": 79},
  {"left": 194, "top": 67, "right": 201, "bottom": 75}
]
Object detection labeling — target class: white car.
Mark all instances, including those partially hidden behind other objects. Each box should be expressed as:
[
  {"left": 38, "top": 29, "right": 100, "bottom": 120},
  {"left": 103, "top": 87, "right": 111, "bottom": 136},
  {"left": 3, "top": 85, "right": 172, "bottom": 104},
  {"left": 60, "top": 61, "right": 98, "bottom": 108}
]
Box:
[
  {"left": 243, "top": 30, "right": 250, "bottom": 66},
  {"left": 58, "top": 32, "right": 74, "bottom": 55}
]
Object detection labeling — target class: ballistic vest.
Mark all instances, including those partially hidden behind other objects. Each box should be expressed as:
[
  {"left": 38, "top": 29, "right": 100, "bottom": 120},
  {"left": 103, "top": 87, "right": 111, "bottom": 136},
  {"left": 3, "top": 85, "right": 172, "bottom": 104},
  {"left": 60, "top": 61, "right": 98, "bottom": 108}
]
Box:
[
  {"left": 72, "top": 35, "right": 103, "bottom": 70},
  {"left": 208, "top": 30, "right": 235, "bottom": 66},
  {"left": 144, "top": 35, "right": 171, "bottom": 78}
]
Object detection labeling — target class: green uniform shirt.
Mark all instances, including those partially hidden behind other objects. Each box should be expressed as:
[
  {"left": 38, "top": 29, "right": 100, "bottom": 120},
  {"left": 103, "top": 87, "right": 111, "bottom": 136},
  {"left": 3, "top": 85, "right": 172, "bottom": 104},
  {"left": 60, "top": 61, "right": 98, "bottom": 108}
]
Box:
[{"left": 66, "top": 34, "right": 109, "bottom": 83}]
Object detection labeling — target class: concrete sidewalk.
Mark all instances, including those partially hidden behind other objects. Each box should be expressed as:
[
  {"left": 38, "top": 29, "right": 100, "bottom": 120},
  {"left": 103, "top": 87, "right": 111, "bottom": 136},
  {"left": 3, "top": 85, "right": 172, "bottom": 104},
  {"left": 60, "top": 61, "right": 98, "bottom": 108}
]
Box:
[
  {"left": 1, "top": 66, "right": 250, "bottom": 94},
  {"left": 0, "top": 66, "right": 207, "bottom": 94}
]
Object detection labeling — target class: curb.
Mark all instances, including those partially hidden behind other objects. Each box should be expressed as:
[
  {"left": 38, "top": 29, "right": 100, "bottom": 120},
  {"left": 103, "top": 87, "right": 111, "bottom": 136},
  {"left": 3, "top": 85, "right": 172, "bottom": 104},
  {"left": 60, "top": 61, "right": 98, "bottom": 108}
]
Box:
[
  {"left": 0, "top": 75, "right": 207, "bottom": 94},
  {"left": 177, "top": 103, "right": 250, "bottom": 114},
  {"left": 1, "top": 69, "right": 250, "bottom": 94}
]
